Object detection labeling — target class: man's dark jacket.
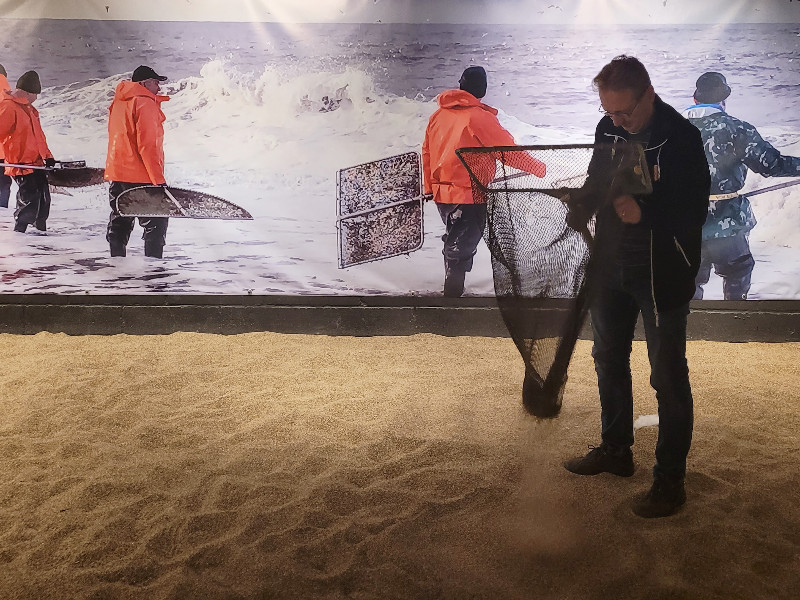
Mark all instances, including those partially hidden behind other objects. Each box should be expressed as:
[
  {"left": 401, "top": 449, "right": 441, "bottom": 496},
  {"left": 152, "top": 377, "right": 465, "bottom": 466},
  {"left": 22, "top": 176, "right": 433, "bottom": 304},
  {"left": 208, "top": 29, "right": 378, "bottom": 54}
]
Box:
[{"left": 573, "top": 95, "right": 711, "bottom": 312}]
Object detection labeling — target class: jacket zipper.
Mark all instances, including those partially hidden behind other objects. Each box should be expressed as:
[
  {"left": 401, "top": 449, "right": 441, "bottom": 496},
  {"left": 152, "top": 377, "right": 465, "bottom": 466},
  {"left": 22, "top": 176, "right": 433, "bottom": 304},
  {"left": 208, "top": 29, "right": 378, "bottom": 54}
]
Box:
[
  {"left": 674, "top": 237, "right": 691, "bottom": 266},
  {"left": 649, "top": 230, "right": 659, "bottom": 327},
  {"left": 604, "top": 131, "right": 662, "bottom": 324}
]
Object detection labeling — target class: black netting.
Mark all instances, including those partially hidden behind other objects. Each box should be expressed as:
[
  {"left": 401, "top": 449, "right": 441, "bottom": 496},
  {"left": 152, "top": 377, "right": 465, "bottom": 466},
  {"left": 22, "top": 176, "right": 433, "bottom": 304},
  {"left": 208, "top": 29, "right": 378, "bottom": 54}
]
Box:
[{"left": 456, "top": 144, "right": 650, "bottom": 418}]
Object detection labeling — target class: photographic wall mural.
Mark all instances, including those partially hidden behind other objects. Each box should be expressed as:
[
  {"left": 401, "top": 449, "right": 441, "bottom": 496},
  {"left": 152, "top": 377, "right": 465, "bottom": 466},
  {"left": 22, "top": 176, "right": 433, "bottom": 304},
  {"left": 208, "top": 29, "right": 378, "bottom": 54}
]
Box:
[{"left": 0, "top": 0, "right": 798, "bottom": 298}]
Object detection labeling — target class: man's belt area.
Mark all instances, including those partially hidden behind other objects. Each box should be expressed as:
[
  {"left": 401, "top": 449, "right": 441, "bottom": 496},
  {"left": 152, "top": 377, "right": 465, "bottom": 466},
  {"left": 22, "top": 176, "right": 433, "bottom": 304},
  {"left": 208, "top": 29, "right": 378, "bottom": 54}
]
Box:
[{"left": 709, "top": 192, "right": 740, "bottom": 202}]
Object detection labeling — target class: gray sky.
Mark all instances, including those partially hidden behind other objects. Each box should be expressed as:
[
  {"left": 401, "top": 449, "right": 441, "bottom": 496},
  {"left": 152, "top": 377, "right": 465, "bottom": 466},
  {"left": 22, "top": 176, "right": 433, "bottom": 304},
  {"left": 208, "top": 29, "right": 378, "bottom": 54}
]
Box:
[{"left": 3, "top": 0, "right": 799, "bottom": 24}]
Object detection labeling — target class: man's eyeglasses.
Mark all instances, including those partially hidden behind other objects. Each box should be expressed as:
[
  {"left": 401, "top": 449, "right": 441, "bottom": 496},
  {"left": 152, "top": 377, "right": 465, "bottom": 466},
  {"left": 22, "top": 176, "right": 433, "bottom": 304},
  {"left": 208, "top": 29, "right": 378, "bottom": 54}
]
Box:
[{"left": 599, "top": 94, "right": 643, "bottom": 119}]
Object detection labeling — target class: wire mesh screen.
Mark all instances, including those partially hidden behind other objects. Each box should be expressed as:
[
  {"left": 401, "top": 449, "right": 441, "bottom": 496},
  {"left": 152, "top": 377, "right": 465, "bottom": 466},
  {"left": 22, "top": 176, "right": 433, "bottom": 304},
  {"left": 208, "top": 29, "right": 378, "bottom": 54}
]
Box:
[
  {"left": 456, "top": 144, "right": 650, "bottom": 418},
  {"left": 336, "top": 152, "right": 424, "bottom": 268}
]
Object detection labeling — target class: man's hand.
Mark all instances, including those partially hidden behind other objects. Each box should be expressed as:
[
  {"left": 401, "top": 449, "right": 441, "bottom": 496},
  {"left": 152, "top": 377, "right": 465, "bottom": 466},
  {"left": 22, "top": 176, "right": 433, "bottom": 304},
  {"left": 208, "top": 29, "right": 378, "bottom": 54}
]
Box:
[
  {"left": 44, "top": 157, "right": 56, "bottom": 168},
  {"left": 613, "top": 195, "right": 642, "bottom": 224},
  {"left": 422, "top": 193, "right": 433, "bottom": 202},
  {"left": 563, "top": 192, "right": 593, "bottom": 233}
]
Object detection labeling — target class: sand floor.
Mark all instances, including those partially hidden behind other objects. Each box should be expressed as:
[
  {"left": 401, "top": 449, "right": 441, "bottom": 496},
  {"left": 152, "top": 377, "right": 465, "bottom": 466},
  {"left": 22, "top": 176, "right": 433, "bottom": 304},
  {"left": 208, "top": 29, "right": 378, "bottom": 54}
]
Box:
[{"left": 0, "top": 332, "right": 798, "bottom": 599}]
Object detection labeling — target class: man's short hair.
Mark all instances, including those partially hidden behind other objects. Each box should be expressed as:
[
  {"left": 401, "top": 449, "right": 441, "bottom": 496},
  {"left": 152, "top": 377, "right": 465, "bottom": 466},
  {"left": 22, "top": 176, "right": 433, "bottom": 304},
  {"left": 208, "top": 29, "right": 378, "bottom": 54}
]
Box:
[{"left": 593, "top": 55, "right": 651, "bottom": 97}]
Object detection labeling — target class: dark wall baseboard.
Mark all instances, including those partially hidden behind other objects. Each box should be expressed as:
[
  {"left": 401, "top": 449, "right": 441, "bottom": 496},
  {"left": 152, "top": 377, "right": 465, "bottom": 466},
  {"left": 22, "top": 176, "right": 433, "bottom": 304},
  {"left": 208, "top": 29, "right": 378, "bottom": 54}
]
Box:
[{"left": 0, "top": 295, "right": 798, "bottom": 342}]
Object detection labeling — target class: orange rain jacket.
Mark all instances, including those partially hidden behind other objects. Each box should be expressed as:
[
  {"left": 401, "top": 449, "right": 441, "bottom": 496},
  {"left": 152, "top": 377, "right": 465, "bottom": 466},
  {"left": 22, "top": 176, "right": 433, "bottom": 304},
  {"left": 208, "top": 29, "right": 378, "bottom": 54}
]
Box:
[
  {"left": 422, "top": 89, "right": 546, "bottom": 204},
  {"left": 0, "top": 74, "right": 9, "bottom": 166},
  {"left": 0, "top": 90, "right": 53, "bottom": 176},
  {"left": 105, "top": 80, "right": 169, "bottom": 185}
]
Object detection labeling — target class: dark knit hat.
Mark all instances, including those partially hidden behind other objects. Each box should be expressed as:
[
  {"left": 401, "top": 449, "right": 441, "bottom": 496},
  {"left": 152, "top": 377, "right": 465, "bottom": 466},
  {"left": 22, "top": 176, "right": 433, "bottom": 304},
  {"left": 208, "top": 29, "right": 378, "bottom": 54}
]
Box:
[
  {"left": 694, "top": 72, "right": 731, "bottom": 104},
  {"left": 459, "top": 66, "right": 487, "bottom": 99},
  {"left": 0, "top": 64, "right": 6, "bottom": 77},
  {"left": 17, "top": 70, "right": 41, "bottom": 94},
  {"left": 132, "top": 65, "right": 167, "bottom": 83}
]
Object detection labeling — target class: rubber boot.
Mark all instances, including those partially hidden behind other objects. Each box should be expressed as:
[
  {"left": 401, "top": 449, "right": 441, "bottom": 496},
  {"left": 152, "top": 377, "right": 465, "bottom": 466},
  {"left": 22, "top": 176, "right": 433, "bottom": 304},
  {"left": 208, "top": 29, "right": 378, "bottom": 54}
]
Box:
[
  {"left": 443, "top": 269, "right": 465, "bottom": 298},
  {"left": 144, "top": 241, "right": 164, "bottom": 259}
]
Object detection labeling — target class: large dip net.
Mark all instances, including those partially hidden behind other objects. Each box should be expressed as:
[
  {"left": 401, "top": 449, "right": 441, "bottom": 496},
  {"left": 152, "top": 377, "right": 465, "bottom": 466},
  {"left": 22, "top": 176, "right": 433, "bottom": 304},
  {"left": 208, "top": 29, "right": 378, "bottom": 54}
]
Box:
[{"left": 456, "top": 144, "right": 650, "bottom": 418}]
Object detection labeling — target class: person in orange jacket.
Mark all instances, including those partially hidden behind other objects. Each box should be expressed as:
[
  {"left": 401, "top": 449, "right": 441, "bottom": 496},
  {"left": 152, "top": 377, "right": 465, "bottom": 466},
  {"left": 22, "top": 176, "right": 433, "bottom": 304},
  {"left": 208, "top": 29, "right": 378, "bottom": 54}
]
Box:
[
  {"left": 0, "top": 70, "right": 55, "bottom": 233},
  {"left": 105, "top": 65, "right": 169, "bottom": 258},
  {"left": 422, "top": 66, "right": 546, "bottom": 297},
  {"left": 0, "top": 64, "right": 11, "bottom": 209}
]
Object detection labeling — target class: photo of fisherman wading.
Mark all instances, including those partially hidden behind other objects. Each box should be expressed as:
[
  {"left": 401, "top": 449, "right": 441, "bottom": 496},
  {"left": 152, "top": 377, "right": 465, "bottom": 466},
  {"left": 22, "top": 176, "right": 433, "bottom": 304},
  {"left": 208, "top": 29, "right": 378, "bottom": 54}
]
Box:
[
  {"left": 0, "top": 70, "right": 55, "bottom": 234},
  {"left": 105, "top": 65, "right": 170, "bottom": 258}
]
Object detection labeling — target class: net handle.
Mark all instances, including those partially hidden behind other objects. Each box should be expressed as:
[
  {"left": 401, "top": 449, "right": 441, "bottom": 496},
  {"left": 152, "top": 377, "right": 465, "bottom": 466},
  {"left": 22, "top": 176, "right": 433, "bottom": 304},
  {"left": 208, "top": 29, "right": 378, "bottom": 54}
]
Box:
[{"left": 455, "top": 144, "right": 595, "bottom": 193}]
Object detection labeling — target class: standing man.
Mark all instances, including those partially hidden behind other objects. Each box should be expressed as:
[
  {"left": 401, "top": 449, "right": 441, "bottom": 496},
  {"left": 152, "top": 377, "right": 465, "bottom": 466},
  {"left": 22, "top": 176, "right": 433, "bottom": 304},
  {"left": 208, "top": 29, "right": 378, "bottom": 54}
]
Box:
[
  {"left": 683, "top": 72, "right": 800, "bottom": 300},
  {"left": 0, "top": 64, "right": 12, "bottom": 209},
  {"left": 0, "top": 70, "right": 55, "bottom": 232},
  {"left": 105, "top": 65, "right": 169, "bottom": 258},
  {"left": 422, "top": 66, "right": 546, "bottom": 297},
  {"left": 564, "top": 56, "right": 710, "bottom": 518}
]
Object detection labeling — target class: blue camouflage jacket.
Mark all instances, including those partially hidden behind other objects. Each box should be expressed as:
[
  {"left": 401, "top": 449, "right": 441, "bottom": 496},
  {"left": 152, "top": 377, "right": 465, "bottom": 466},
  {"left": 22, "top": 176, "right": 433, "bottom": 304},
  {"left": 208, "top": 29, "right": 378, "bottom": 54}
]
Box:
[{"left": 683, "top": 104, "right": 800, "bottom": 240}]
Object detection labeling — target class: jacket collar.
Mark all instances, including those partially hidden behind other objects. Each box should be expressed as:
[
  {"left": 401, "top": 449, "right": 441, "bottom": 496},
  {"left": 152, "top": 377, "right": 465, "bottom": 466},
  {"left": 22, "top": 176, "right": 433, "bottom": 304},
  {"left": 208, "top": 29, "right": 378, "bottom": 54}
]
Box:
[
  {"left": 437, "top": 89, "right": 497, "bottom": 114},
  {"left": 602, "top": 95, "right": 678, "bottom": 150},
  {"left": 113, "top": 80, "right": 170, "bottom": 104},
  {"left": 2, "top": 90, "right": 34, "bottom": 106},
  {"left": 681, "top": 104, "right": 724, "bottom": 119}
]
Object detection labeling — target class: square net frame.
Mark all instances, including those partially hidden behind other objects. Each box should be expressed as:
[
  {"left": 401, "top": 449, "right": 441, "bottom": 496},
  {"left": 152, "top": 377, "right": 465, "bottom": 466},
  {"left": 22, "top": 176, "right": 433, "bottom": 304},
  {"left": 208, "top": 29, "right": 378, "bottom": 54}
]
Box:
[{"left": 336, "top": 151, "right": 425, "bottom": 268}]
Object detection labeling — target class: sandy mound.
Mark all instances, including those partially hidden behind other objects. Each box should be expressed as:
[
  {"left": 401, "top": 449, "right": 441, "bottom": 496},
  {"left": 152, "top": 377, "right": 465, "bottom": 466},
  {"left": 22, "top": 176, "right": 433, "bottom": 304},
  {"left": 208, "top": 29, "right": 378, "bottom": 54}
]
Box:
[{"left": 0, "top": 333, "right": 798, "bottom": 599}]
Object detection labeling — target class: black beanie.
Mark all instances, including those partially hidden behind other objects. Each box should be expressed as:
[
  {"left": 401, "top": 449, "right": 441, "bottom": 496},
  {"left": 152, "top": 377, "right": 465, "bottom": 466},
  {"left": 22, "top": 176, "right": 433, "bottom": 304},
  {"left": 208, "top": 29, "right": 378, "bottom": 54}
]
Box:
[
  {"left": 459, "top": 66, "right": 487, "bottom": 99},
  {"left": 0, "top": 64, "right": 6, "bottom": 77},
  {"left": 694, "top": 72, "right": 731, "bottom": 104},
  {"left": 17, "top": 70, "right": 41, "bottom": 94}
]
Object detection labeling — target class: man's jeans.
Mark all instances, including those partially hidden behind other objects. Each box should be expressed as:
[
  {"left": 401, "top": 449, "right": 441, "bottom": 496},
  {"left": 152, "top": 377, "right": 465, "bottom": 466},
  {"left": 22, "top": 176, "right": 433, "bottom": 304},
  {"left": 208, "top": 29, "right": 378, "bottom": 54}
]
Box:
[{"left": 590, "top": 263, "right": 693, "bottom": 481}]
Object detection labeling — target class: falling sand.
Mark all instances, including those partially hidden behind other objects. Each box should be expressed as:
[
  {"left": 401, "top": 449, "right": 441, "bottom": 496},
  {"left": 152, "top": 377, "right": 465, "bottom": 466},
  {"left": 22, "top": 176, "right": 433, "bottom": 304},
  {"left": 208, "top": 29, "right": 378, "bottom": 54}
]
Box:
[{"left": 0, "top": 332, "right": 798, "bottom": 599}]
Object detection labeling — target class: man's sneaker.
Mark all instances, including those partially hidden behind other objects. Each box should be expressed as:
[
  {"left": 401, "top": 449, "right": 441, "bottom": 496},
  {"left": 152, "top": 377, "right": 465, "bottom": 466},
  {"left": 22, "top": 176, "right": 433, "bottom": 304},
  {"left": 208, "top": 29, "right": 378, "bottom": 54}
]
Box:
[
  {"left": 564, "top": 444, "right": 634, "bottom": 477},
  {"left": 632, "top": 477, "right": 686, "bottom": 518}
]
